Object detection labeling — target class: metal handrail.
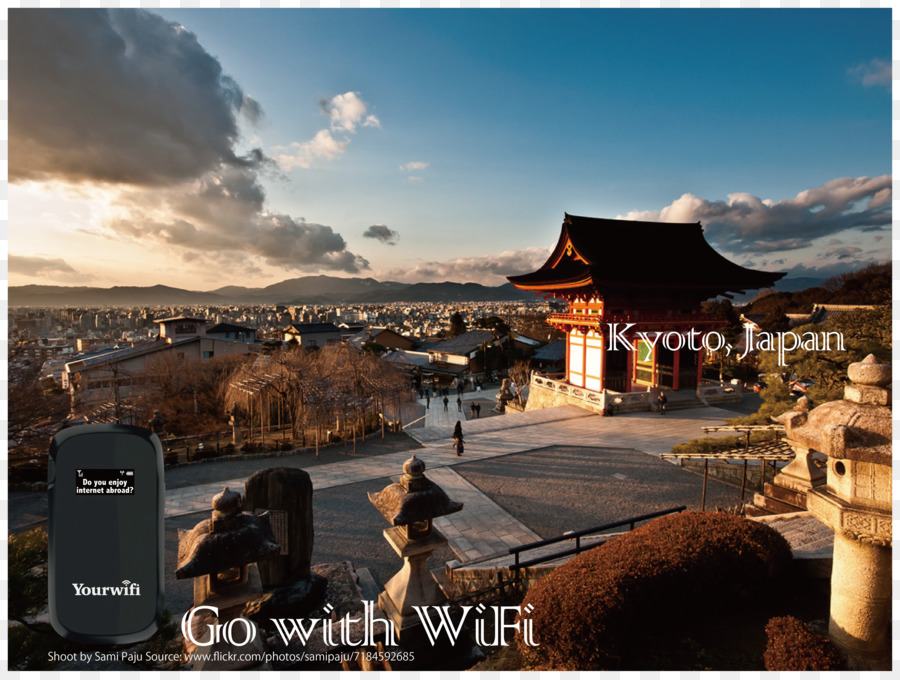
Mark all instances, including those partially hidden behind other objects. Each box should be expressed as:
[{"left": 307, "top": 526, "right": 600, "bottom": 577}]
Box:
[{"left": 509, "top": 506, "right": 686, "bottom": 574}]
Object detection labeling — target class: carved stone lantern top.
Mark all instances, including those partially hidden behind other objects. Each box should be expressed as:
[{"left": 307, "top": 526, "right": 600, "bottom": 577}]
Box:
[
  {"left": 775, "top": 354, "right": 891, "bottom": 467},
  {"left": 368, "top": 455, "right": 463, "bottom": 530},
  {"left": 176, "top": 486, "right": 280, "bottom": 580}
]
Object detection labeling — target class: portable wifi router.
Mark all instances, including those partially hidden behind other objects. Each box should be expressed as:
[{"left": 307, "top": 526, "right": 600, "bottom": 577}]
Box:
[{"left": 48, "top": 424, "right": 165, "bottom": 644}]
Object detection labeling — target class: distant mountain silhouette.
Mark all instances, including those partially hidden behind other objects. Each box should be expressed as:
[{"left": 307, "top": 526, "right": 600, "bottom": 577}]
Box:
[
  {"left": 10, "top": 276, "right": 534, "bottom": 307},
  {"left": 9, "top": 284, "right": 228, "bottom": 307},
  {"left": 10, "top": 272, "right": 836, "bottom": 308}
]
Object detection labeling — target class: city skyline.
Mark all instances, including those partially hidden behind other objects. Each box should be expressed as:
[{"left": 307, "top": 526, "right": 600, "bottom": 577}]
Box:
[{"left": 9, "top": 8, "right": 891, "bottom": 291}]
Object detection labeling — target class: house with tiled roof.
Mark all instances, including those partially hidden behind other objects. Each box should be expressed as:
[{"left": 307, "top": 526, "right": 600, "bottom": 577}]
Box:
[
  {"left": 425, "top": 329, "right": 499, "bottom": 380},
  {"left": 282, "top": 322, "right": 341, "bottom": 348}
]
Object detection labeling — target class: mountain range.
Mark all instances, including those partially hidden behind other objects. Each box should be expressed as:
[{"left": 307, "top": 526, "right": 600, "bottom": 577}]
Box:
[
  {"left": 9, "top": 276, "right": 538, "bottom": 307},
  {"left": 9, "top": 274, "right": 827, "bottom": 308}
]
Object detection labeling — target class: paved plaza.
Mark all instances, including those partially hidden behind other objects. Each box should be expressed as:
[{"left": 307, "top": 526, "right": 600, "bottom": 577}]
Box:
[
  {"left": 164, "top": 389, "right": 744, "bottom": 565},
  {"left": 10, "top": 390, "right": 830, "bottom": 618}
]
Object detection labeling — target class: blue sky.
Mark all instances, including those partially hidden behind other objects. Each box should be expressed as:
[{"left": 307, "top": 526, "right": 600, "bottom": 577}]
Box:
[{"left": 8, "top": 9, "right": 891, "bottom": 290}]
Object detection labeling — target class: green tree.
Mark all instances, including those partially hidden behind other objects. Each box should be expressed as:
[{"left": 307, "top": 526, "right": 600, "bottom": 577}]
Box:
[
  {"left": 474, "top": 314, "right": 510, "bottom": 337},
  {"left": 702, "top": 298, "right": 742, "bottom": 344},
  {"left": 748, "top": 305, "right": 890, "bottom": 420},
  {"left": 762, "top": 307, "right": 791, "bottom": 334}
]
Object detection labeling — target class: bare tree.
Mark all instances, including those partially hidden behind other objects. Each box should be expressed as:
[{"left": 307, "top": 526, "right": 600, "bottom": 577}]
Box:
[{"left": 8, "top": 344, "right": 69, "bottom": 457}]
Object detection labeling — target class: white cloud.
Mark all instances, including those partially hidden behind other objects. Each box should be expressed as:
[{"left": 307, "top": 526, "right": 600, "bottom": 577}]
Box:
[
  {"left": 400, "top": 161, "right": 430, "bottom": 172},
  {"left": 276, "top": 91, "right": 379, "bottom": 172},
  {"left": 274, "top": 130, "right": 350, "bottom": 171},
  {"left": 322, "top": 91, "right": 380, "bottom": 133},
  {"left": 617, "top": 175, "right": 891, "bottom": 255},
  {"left": 848, "top": 58, "right": 891, "bottom": 88}
]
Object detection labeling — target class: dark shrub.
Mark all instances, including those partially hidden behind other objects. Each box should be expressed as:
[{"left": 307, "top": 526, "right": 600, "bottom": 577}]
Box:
[
  {"left": 517, "top": 511, "right": 792, "bottom": 670},
  {"left": 9, "top": 528, "right": 48, "bottom": 620},
  {"left": 763, "top": 616, "right": 843, "bottom": 670}
]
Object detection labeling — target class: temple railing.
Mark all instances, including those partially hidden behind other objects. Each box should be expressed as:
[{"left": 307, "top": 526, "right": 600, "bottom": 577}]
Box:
[
  {"left": 605, "top": 390, "right": 652, "bottom": 412},
  {"left": 696, "top": 379, "right": 742, "bottom": 404},
  {"left": 530, "top": 373, "right": 606, "bottom": 410},
  {"left": 546, "top": 312, "right": 725, "bottom": 328}
]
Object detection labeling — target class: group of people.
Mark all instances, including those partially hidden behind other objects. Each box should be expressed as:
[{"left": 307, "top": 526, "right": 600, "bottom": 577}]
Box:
[{"left": 422, "top": 387, "right": 482, "bottom": 418}]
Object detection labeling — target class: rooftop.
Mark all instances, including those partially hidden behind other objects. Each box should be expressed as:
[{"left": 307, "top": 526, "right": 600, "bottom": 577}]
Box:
[
  {"left": 427, "top": 329, "right": 496, "bottom": 356},
  {"left": 509, "top": 214, "right": 784, "bottom": 301}
]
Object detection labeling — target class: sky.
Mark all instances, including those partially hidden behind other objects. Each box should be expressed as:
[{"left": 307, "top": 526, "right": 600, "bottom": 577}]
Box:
[{"left": 8, "top": 8, "right": 892, "bottom": 291}]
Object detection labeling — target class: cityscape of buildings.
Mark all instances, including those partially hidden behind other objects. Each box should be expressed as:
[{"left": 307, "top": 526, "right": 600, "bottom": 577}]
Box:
[{"left": 10, "top": 299, "right": 561, "bottom": 414}]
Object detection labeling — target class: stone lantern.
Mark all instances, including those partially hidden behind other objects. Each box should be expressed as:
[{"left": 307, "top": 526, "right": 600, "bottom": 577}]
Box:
[
  {"left": 777, "top": 355, "right": 891, "bottom": 669},
  {"left": 368, "top": 455, "right": 463, "bottom": 643},
  {"left": 177, "top": 487, "right": 280, "bottom": 605}
]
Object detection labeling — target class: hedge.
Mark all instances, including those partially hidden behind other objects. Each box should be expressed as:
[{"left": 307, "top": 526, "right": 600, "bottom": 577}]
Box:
[
  {"left": 517, "top": 511, "right": 793, "bottom": 670},
  {"left": 763, "top": 616, "right": 843, "bottom": 671}
]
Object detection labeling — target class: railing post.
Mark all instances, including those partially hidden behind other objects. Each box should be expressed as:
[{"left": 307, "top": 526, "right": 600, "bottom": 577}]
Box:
[{"left": 701, "top": 458, "right": 709, "bottom": 511}]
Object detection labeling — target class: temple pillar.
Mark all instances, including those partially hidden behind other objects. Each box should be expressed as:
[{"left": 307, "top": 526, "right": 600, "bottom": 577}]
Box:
[{"left": 672, "top": 346, "right": 681, "bottom": 391}]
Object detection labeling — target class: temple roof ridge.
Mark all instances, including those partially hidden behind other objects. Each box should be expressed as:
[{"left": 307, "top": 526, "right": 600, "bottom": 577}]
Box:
[{"left": 508, "top": 213, "right": 785, "bottom": 300}]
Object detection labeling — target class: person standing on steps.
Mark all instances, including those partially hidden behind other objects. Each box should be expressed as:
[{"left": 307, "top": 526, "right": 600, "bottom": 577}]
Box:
[{"left": 657, "top": 390, "right": 667, "bottom": 415}]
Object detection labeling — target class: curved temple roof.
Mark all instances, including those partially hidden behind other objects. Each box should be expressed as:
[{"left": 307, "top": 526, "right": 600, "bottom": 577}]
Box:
[{"left": 508, "top": 213, "right": 785, "bottom": 299}]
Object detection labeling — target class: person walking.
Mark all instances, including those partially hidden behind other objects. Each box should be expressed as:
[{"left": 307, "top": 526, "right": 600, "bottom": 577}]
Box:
[
  {"left": 657, "top": 390, "right": 667, "bottom": 415},
  {"left": 443, "top": 396, "right": 449, "bottom": 411},
  {"left": 426, "top": 393, "right": 430, "bottom": 409},
  {"left": 457, "top": 396, "right": 462, "bottom": 412},
  {"left": 470, "top": 401, "right": 477, "bottom": 418},
  {"left": 453, "top": 421, "right": 464, "bottom": 456},
  {"left": 475, "top": 402, "right": 481, "bottom": 418}
]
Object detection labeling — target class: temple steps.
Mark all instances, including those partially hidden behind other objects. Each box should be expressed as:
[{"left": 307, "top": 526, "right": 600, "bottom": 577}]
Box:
[{"left": 748, "top": 491, "right": 806, "bottom": 516}]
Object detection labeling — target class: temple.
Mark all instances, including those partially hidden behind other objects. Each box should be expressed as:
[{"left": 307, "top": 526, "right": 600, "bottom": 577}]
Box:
[{"left": 508, "top": 214, "right": 784, "bottom": 405}]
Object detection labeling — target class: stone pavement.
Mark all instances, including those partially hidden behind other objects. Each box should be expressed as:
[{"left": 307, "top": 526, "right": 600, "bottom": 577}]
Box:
[
  {"left": 414, "top": 386, "right": 502, "bottom": 432},
  {"left": 164, "top": 402, "right": 742, "bottom": 563}
]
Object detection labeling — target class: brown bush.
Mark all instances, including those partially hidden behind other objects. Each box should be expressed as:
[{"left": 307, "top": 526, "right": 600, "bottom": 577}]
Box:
[
  {"left": 517, "top": 511, "right": 793, "bottom": 670},
  {"left": 763, "top": 616, "right": 843, "bottom": 671}
]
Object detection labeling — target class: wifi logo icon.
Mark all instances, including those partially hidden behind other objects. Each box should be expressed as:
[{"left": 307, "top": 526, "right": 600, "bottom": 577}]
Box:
[{"left": 121, "top": 580, "right": 131, "bottom": 586}]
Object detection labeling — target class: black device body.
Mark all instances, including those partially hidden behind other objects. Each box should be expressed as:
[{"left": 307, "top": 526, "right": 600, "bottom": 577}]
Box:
[{"left": 48, "top": 424, "right": 165, "bottom": 644}]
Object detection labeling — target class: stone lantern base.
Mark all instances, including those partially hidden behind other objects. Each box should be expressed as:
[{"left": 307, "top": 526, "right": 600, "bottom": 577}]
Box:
[
  {"left": 806, "top": 488, "right": 891, "bottom": 669},
  {"left": 378, "top": 526, "right": 449, "bottom": 644}
]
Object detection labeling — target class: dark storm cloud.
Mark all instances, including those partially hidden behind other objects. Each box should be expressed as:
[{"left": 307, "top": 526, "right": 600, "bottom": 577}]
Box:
[
  {"left": 824, "top": 246, "right": 863, "bottom": 260},
  {"left": 619, "top": 176, "right": 891, "bottom": 255},
  {"left": 107, "top": 166, "right": 370, "bottom": 273},
  {"left": 10, "top": 9, "right": 369, "bottom": 275},
  {"left": 363, "top": 224, "right": 400, "bottom": 245},
  {"left": 10, "top": 9, "right": 263, "bottom": 186},
  {"left": 379, "top": 247, "right": 550, "bottom": 285}
]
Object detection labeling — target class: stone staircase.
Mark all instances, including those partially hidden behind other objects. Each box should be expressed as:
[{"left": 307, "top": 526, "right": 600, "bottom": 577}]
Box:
[
  {"left": 745, "top": 481, "right": 809, "bottom": 516},
  {"left": 749, "top": 511, "right": 834, "bottom": 578},
  {"left": 744, "top": 451, "right": 827, "bottom": 518}
]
